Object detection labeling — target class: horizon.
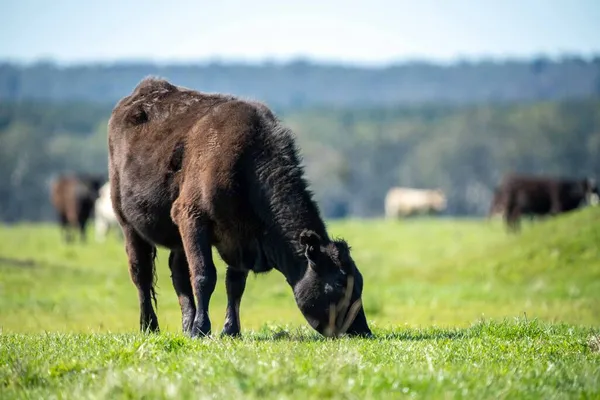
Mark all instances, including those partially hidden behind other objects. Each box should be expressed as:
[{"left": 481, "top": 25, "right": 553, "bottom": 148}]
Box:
[
  {"left": 2, "top": 0, "right": 600, "bottom": 67},
  {"left": 3, "top": 52, "right": 599, "bottom": 69}
]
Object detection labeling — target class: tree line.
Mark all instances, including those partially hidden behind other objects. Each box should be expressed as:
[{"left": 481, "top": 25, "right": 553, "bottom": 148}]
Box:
[
  {"left": 1, "top": 56, "right": 599, "bottom": 109},
  {"left": 1, "top": 96, "right": 599, "bottom": 222}
]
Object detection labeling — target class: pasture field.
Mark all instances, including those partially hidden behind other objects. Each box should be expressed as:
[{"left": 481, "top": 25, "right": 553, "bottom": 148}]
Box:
[{"left": 1, "top": 209, "right": 599, "bottom": 398}]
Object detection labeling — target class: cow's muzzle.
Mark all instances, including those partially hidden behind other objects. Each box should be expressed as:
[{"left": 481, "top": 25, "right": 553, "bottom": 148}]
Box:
[{"left": 322, "top": 275, "right": 363, "bottom": 338}]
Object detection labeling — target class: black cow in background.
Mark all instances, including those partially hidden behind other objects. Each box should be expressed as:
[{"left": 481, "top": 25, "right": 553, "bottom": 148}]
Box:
[
  {"left": 491, "top": 174, "right": 598, "bottom": 231},
  {"left": 50, "top": 173, "right": 105, "bottom": 243}
]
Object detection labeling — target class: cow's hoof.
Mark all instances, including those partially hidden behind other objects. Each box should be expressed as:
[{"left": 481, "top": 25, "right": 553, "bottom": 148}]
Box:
[
  {"left": 221, "top": 324, "right": 241, "bottom": 338},
  {"left": 190, "top": 318, "right": 211, "bottom": 338}
]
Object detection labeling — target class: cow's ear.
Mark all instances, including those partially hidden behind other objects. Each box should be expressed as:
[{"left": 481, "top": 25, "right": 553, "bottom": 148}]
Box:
[
  {"left": 300, "top": 229, "right": 321, "bottom": 248},
  {"left": 300, "top": 230, "right": 321, "bottom": 267}
]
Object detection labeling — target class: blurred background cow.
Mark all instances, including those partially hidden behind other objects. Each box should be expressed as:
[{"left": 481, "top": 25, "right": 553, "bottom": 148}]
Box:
[
  {"left": 489, "top": 174, "right": 599, "bottom": 230},
  {"left": 384, "top": 187, "right": 447, "bottom": 218},
  {"left": 50, "top": 174, "right": 104, "bottom": 243}
]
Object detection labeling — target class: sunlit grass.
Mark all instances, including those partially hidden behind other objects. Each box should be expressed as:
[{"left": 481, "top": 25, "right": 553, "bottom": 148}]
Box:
[{"left": 1, "top": 208, "right": 599, "bottom": 398}]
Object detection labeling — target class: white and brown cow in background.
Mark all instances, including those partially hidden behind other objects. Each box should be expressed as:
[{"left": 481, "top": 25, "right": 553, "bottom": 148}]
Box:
[{"left": 384, "top": 187, "right": 447, "bottom": 218}]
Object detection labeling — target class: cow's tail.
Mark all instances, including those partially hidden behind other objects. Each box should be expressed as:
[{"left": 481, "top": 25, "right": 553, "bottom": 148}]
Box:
[{"left": 150, "top": 246, "right": 158, "bottom": 310}]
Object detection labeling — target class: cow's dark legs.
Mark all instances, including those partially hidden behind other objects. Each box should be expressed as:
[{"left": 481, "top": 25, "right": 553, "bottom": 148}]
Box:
[
  {"left": 222, "top": 268, "right": 248, "bottom": 337},
  {"left": 168, "top": 250, "right": 196, "bottom": 334},
  {"left": 505, "top": 196, "right": 521, "bottom": 233},
  {"left": 123, "top": 225, "right": 159, "bottom": 333},
  {"left": 506, "top": 209, "right": 520, "bottom": 232},
  {"left": 78, "top": 218, "right": 87, "bottom": 243},
  {"left": 58, "top": 213, "right": 73, "bottom": 243},
  {"left": 174, "top": 211, "right": 217, "bottom": 338},
  {"left": 550, "top": 197, "right": 562, "bottom": 215}
]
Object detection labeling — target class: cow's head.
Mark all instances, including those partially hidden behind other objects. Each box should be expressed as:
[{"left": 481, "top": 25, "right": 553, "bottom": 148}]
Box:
[{"left": 293, "top": 230, "right": 372, "bottom": 338}]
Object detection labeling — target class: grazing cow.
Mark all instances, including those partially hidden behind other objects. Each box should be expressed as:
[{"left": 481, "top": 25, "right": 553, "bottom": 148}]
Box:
[
  {"left": 108, "top": 77, "right": 371, "bottom": 338},
  {"left": 94, "top": 182, "right": 122, "bottom": 242},
  {"left": 493, "top": 174, "right": 598, "bottom": 231},
  {"left": 50, "top": 174, "right": 104, "bottom": 243},
  {"left": 384, "top": 187, "right": 447, "bottom": 218}
]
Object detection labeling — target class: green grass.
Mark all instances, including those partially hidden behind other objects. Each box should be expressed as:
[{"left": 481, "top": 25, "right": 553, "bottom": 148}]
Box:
[{"left": 1, "top": 209, "right": 599, "bottom": 398}]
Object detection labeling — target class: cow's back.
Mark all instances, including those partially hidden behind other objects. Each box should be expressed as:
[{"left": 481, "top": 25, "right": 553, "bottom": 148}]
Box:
[{"left": 107, "top": 77, "right": 252, "bottom": 249}]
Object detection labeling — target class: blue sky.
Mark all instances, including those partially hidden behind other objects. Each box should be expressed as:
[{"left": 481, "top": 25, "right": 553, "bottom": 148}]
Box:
[{"left": 1, "top": 0, "right": 599, "bottom": 65}]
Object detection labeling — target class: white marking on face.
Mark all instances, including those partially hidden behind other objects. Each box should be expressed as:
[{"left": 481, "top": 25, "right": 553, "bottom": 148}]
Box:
[{"left": 324, "top": 283, "right": 334, "bottom": 294}]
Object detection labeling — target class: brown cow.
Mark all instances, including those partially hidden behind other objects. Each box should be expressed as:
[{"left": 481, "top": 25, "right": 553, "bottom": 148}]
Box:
[
  {"left": 50, "top": 174, "right": 104, "bottom": 243},
  {"left": 108, "top": 77, "right": 371, "bottom": 338},
  {"left": 491, "top": 173, "right": 598, "bottom": 231}
]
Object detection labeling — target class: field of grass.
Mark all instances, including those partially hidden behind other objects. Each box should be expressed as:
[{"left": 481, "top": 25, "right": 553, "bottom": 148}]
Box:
[{"left": 1, "top": 209, "right": 599, "bottom": 398}]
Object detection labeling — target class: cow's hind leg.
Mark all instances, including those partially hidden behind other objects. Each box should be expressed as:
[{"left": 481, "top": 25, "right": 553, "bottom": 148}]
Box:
[
  {"left": 123, "top": 225, "right": 159, "bottom": 333},
  {"left": 58, "top": 212, "right": 73, "bottom": 243},
  {"left": 172, "top": 206, "right": 217, "bottom": 338},
  {"left": 504, "top": 193, "right": 522, "bottom": 233},
  {"left": 505, "top": 205, "right": 521, "bottom": 233},
  {"left": 78, "top": 217, "right": 88, "bottom": 243},
  {"left": 168, "top": 250, "right": 196, "bottom": 334},
  {"left": 222, "top": 267, "right": 248, "bottom": 337}
]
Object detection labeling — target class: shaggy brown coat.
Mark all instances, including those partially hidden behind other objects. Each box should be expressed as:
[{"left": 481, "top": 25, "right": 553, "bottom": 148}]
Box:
[{"left": 108, "top": 77, "right": 371, "bottom": 338}]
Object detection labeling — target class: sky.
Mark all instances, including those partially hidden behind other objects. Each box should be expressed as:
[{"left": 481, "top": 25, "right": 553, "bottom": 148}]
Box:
[{"left": 1, "top": 0, "right": 599, "bottom": 66}]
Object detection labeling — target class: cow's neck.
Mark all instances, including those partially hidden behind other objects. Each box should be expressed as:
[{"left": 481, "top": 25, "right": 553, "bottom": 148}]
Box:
[
  {"left": 251, "top": 124, "right": 329, "bottom": 287},
  {"left": 263, "top": 194, "right": 329, "bottom": 287},
  {"left": 264, "top": 224, "right": 327, "bottom": 288},
  {"left": 255, "top": 177, "right": 328, "bottom": 287}
]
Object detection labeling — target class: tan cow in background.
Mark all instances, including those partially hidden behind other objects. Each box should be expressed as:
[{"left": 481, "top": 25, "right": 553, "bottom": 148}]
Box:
[{"left": 384, "top": 187, "right": 447, "bottom": 218}]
